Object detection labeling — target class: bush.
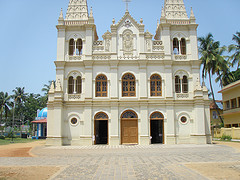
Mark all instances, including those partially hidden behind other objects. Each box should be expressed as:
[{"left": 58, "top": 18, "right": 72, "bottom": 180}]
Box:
[
  {"left": 6, "top": 131, "right": 16, "bottom": 139},
  {"left": 0, "top": 135, "right": 5, "bottom": 140},
  {"left": 221, "top": 134, "right": 232, "bottom": 141}
]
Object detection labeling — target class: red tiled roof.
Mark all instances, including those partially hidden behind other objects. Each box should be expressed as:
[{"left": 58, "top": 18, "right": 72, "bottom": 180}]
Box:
[
  {"left": 32, "top": 118, "right": 47, "bottom": 123},
  {"left": 210, "top": 100, "right": 222, "bottom": 110}
]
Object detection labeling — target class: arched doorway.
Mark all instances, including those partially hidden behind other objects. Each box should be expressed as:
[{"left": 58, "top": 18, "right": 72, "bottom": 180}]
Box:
[
  {"left": 150, "top": 112, "right": 164, "bottom": 144},
  {"left": 121, "top": 110, "right": 138, "bottom": 144},
  {"left": 94, "top": 112, "right": 108, "bottom": 145}
]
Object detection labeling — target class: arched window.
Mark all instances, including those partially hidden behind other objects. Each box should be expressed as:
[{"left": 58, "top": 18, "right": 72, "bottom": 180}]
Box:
[
  {"left": 95, "top": 112, "right": 108, "bottom": 120},
  {"left": 76, "top": 76, "right": 82, "bottom": 94},
  {"left": 150, "top": 74, "right": 162, "bottom": 96},
  {"left": 175, "top": 76, "right": 181, "bottom": 93},
  {"left": 173, "top": 38, "right": 179, "bottom": 55},
  {"left": 69, "top": 39, "right": 75, "bottom": 56},
  {"left": 150, "top": 112, "right": 164, "bottom": 120},
  {"left": 180, "top": 38, "right": 186, "bottom": 55},
  {"left": 76, "top": 39, "right": 83, "bottom": 55},
  {"left": 121, "top": 110, "right": 137, "bottom": 119},
  {"left": 96, "top": 74, "right": 107, "bottom": 97},
  {"left": 68, "top": 76, "right": 74, "bottom": 94},
  {"left": 122, "top": 73, "right": 136, "bottom": 97},
  {"left": 182, "top": 75, "right": 188, "bottom": 93}
]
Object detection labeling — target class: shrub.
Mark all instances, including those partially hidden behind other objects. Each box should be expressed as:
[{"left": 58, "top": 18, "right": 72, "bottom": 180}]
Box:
[
  {"left": 221, "top": 134, "right": 232, "bottom": 141},
  {"left": 0, "top": 135, "right": 5, "bottom": 140}
]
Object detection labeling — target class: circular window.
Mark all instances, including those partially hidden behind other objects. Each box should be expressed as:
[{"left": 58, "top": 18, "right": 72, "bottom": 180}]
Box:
[
  {"left": 180, "top": 116, "right": 187, "bottom": 124},
  {"left": 71, "top": 118, "right": 78, "bottom": 125}
]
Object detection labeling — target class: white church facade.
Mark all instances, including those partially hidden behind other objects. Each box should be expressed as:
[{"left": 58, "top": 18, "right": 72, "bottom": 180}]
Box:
[{"left": 46, "top": 0, "right": 211, "bottom": 146}]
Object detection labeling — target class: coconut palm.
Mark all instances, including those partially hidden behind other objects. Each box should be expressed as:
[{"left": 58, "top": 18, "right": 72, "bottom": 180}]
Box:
[
  {"left": 0, "top": 92, "right": 11, "bottom": 128},
  {"left": 198, "top": 33, "right": 225, "bottom": 124},
  {"left": 12, "top": 87, "right": 28, "bottom": 127},
  {"left": 229, "top": 32, "right": 240, "bottom": 69}
]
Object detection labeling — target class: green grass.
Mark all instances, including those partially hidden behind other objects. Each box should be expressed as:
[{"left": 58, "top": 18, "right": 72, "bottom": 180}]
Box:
[{"left": 0, "top": 138, "right": 38, "bottom": 146}]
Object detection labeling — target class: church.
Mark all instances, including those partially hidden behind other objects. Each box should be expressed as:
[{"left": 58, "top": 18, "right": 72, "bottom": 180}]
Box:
[{"left": 46, "top": 0, "right": 211, "bottom": 146}]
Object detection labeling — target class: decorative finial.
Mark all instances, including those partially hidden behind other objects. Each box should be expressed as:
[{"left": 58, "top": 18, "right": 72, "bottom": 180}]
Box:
[
  {"left": 161, "top": 6, "right": 165, "bottom": 18},
  {"left": 58, "top": 8, "right": 64, "bottom": 25},
  {"left": 49, "top": 81, "right": 55, "bottom": 94},
  {"left": 112, "top": 18, "right": 115, "bottom": 24},
  {"left": 140, "top": 18, "right": 143, "bottom": 24},
  {"left": 59, "top": 8, "right": 63, "bottom": 19},
  {"left": 123, "top": 0, "right": 131, "bottom": 12},
  {"left": 90, "top": 7, "right": 93, "bottom": 17},
  {"left": 190, "top": 7, "right": 196, "bottom": 19}
]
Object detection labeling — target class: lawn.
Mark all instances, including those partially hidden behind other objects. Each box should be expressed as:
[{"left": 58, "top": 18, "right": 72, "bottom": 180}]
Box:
[{"left": 0, "top": 138, "right": 37, "bottom": 146}]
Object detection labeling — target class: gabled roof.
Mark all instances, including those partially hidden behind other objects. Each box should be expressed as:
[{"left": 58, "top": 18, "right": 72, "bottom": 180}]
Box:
[{"left": 114, "top": 11, "right": 142, "bottom": 29}]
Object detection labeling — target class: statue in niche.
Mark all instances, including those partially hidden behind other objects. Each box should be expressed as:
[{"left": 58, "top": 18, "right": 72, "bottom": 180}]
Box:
[
  {"left": 146, "top": 40, "right": 151, "bottom": 52},
  {"left": 123, "top": 31, "right": 133, "bottom": 55},
  {"left": 105, "top": 39, "right": 110, "bottom": 52}
]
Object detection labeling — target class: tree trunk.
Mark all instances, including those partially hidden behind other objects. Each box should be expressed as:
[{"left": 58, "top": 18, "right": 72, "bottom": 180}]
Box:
[{"left": 209, "top": 72, "right": 224, "bottom": 125}]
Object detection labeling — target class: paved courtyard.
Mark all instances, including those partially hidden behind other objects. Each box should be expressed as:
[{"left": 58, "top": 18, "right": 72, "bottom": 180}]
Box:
[{"left": 1, "top": 143, "right": 240, "bottom": 179}]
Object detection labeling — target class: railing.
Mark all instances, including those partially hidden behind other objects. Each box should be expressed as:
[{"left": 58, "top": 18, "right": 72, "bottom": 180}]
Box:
[
  {"left": 153, "top": 40, "right": 163, "bottom": 46},
  {"left": 176, "top": 93, "right": 189, "bottom": 98},
  {"left": 93, "top": 41, "right": 104, "bottom": 51},
  {"left": 152, "top": 41, "right": 164, "bottom": 52},
  {"left": 174, "top": 55, "right": 187, "bottom": 60},
  {"left": 68, "top": 94, "right": 81, "bottom": 100}
]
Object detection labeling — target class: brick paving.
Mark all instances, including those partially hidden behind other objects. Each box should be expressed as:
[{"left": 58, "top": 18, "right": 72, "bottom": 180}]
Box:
[{"left": 0, "top": 144, "right": 240, "bottom": 179}]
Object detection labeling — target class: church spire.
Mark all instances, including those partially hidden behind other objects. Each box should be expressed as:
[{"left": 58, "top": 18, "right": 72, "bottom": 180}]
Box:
[
  {"left": 65, "top": 0, "right": 89, "bottom": 21},
  {"left": 164, "top": 0, "right": 188, "bottom": 20}
]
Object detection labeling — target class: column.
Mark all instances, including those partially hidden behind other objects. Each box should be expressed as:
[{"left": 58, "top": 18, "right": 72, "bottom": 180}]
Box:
[
  {"left": 56, "top": 28, "right": 66, "bottom": 61},
  {"left": 140, "top": 105, "right": 149, "bottom": 145},
  {"left": 81, "top": 105, "right": 92, "bottom": 145},
  {"left": 110, "top": 61, "right": 119, "bottom": 99},
  {"left": 139, "top": 62, "right": 147, "bottom": 99},
  {"left": 164, "top": 63, "right": 173, "bottom": 98},
  {"left": 166, "top": 104, "right": 176, "bottom": 144},
  {"left": 84, "top": 62, "right": 93, "bottom": 100},
  {"left": 110, "top": 104, "right": 119, "bottom": 145}
]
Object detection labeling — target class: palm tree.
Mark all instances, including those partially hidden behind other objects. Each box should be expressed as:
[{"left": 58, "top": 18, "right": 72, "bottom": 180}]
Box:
[
  {"left": 12, "top": 87, "right": 28, "bottom": 127},
  {"left": 198, "top": 33, "right": 225, "bottom": 124},
  {"left": 0, "top": 92, "right": 11, "bottom": 132},
  {"left": 229, "top": 32, "right": 240, "bottom": 69}
]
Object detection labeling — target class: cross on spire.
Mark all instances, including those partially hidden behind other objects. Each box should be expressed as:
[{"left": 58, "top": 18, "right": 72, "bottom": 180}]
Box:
[{"left": 123, "top": 0, "right": 131, "bottom": 12}]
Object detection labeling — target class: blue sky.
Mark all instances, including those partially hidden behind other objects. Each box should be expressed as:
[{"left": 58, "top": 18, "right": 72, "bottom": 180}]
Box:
[{"left": 0, "top": 0, "right": 239, "bottom": 100}]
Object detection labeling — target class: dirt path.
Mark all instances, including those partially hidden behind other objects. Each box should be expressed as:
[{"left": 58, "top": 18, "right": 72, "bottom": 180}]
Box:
[
  {"left": 0, "top": 140, "right": 61, "bottom": 180},
  {"left": 0, "top": 166, "right": 61, "bottom": 180},
  {"left": 185, "top": 141, "right": 240, "bottom": 180},
  {"left": 213, "top": 140, "right": 240, "bottom": 152},
  {"left": 0, "top": 140, "right": 45, "bottom": 157}
]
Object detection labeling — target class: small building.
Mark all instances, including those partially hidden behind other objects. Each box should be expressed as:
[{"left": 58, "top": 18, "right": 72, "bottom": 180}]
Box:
[
  {"left": 32, "top": 108, "right": 47, "bottom": 139},
  {"left": 219, "top": 80, "right": 240, "bottom": 128},
  {"left": 210, "top": 101, "right": 223, "bottom": 128}
]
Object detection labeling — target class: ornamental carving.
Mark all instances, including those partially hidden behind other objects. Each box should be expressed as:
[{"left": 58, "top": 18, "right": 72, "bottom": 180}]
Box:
[
  {"left": 123, "top": 30, "right": 134, "bottom": 55},
  {"left": 123, "top": 20, "right": 132, "bottom": 28}
]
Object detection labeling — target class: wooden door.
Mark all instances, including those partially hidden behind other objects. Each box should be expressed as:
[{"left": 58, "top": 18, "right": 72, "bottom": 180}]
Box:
[{"left": 121, "top": 120, "right": 138, "bottom": 144}]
